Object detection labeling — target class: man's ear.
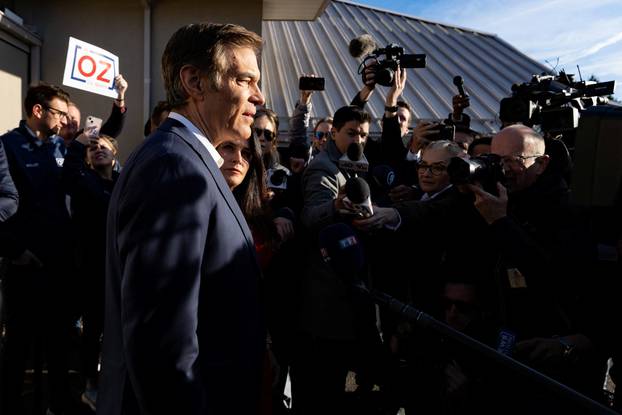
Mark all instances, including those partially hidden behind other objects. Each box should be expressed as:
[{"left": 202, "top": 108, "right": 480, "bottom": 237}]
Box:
[
  {"left": 32, "top": 104, "right": 45, "bottom": 119},
  {"left": 535, "top": 154, "right": 550, "bottom": 175},
  {"left": 179, "top": 65, "right": 205, "bottom": 100},
  {"left": 330, "top": 126, "right": 337, "bottom": 138}
]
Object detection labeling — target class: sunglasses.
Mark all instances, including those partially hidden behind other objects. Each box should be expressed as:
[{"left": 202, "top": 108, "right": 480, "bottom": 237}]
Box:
[
  {"left": 315, "top": 131, "right": 331, "bottom": 140},
  {"left": 255, "top": 128, "right": 275, "bottom": 142}
]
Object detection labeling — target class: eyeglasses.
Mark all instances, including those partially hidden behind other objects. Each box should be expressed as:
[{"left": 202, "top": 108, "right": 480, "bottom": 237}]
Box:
[
  {"left": 255, "top": 128, "right": 275, "bottom": 142},
  {"left": 44, "top": 105, "right": 68, "bottom": 120},
  {"left": 500, "top": 154, "right": 541, "bottom": 169},
  {"left": 315, "top": 131, "right": 331, "bottom": 140},
  {"left": 417, "top": 162, "right": 447, "bottom": 176}
]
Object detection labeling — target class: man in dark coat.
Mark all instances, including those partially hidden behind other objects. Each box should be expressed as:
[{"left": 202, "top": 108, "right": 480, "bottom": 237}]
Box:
[{"left": 98, "top": 23, "right": 266, "bottom": 415}]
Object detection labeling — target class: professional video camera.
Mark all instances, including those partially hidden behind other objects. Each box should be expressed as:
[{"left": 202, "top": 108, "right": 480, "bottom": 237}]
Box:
[
  {"left": 499, "top": 71, "right": 615, "bottom": 133},
  {"left": 447, "top": 154, "right": 505, "bottom": 195},
  {"left": 349, "top": 34, "right": 426, "bottom": 87}
]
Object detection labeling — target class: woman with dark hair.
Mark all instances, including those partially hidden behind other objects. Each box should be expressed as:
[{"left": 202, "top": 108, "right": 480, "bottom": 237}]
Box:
[
  {"left": 217, "top": 132, "right": 294, "bottom": 268},
  {"left": 217, "top": 132, "right": 296, "bottom": 412},
  {"left": 61, "top": 133, "right": 120, "bottom": 411}
]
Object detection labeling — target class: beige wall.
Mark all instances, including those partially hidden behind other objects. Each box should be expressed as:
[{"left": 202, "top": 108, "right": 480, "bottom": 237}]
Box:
[
  {"left": 0, "top": 40, "right": 28, "bottom": 134},
  {"left": 10, "top": 0, "right": 263, "bottom": 161}
]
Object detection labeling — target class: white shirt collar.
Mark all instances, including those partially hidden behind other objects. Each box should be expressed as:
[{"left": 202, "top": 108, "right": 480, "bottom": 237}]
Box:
[{"left": 168, "top": 112, "right": 223, "bottom": 167}]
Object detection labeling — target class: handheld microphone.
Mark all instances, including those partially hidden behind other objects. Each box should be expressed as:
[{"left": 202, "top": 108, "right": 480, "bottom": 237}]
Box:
[
  {"left": 318, "top": 223, "right": 365, "bottom": 283},
  {"left": 267, "top": 168, "right": 289, "bottom": 190},
  {"left": 371, "top": 165, "right": 397, "bottom": 191},
  {"left": 338, "top": 143, "right": 369, "bottom": 173},
  {"left": 343, "top": 177, "right": 373, "bottom": 218},
  {"left": 453, "top": 75, "right": 468, "bottom": 97},
  {"left": 348, "top": 34, "right": 377, "bottom": 58},
  {"left": 370, "top": 164, "right": 398, "bottom": 207}
]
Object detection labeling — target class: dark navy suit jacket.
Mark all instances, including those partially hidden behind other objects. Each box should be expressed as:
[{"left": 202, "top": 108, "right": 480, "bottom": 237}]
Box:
[{"left": 98, "top": 118, "right": 264, "bottom": 415}]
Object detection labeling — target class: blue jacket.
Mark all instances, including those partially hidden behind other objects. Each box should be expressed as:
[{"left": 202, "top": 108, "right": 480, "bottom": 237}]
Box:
[
  {"left": 0, "top": 121, "right": 71, "bottom": 262},
  {"left": 98, "top": 118, "right": 265, "bottom": 415}
]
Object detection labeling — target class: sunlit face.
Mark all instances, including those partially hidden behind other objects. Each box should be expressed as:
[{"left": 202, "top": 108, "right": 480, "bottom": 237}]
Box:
[
  {"left": 312, "top": 121, "right": 332, "bottom": 152},
  {"left": 397, "top": 107, "right": 411, "bottom": 138},
  {"left": 217, "top": 138, "right": 252, "bottom": 190},
  {"left": 254, "top": 115, "right": 276, "bottom": 155},
  {"left": 60, "top": 104, "right": 81, "bottom": 143},
  {"left": 87, "top": 138, "right": 115, "bottom": 169},
  {"left": 332, "top": 120, "right": 369, "bottom": 155},
  {"left": 417, "top": 146, "right": 452, "bottom": 194},
  {"left": 201, "top": 47, "right": 265, "bottom": 147},
  {"left": 33, "top": 97, "right": 68, "bottom": 138},
  {"left": 491, "top": 127, "right": 548, "bottom": 193}
]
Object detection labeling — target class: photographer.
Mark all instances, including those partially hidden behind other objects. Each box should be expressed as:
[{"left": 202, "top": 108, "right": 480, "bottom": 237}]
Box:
[{"left": 466, "top": 124, "right": 604, "bottom": 399}]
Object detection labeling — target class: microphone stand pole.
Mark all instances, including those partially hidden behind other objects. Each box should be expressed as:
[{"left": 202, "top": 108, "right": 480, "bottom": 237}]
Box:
[{"left": 350, "top": 281, "right": 617, "bottom": 415}]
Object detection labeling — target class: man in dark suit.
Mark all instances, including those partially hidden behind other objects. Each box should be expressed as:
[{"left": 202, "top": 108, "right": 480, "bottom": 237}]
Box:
[{"left": 98, "top": 23, "right": 266, "bottom": 415}]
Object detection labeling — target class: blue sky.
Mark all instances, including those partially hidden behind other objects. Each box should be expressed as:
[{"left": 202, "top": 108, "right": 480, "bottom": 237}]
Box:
[{"left": 353, "top": 0, "right": 622, "bottom": 99}]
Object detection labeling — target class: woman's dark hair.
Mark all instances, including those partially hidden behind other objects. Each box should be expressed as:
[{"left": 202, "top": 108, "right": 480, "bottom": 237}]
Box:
[{"left": 231, "top": 133, "right": 270, "bottom": 220}]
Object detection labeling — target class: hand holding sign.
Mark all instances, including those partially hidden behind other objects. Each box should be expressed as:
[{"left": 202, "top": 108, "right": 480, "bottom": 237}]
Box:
[{"left": 63, "top": 37, "right": 119, "bottom": 98}]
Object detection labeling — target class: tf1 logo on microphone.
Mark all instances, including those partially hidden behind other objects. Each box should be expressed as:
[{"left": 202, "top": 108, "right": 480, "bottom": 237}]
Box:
[{"left": 62, "top": 37, "right": 120, "bottom": 99}]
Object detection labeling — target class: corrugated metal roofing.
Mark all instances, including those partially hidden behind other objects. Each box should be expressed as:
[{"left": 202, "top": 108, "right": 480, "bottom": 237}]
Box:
[{"left": 261, "top": 0, "right": 551, "bottom": 135}]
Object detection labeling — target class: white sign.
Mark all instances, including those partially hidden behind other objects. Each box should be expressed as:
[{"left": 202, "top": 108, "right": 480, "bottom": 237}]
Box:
[{"left": 62, "top": 37, "right": 119, "bottom": 98}]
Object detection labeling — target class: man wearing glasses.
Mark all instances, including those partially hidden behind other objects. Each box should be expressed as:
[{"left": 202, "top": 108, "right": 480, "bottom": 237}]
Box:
[{"left": 0, "top": 83, "right": 75, "bottom": 415}]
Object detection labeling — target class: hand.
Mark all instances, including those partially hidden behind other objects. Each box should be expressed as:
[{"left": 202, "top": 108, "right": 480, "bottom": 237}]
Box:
[
  {"left": 515, "top": 337, "right": 566, "bottom": 366},
  {"left": 452, "top": 94, "right": 470, "bottom": 115},
  {"left": 114, "top": 74, "right": 128, "bottom": 100},
  {"left": 389, "top": 185, "right": 417, "bottom": 203},
  {"left": 12, "top": 249, "right": 43, "bottom": 268},
  {"left": 386, "top": 66, "right": 406, "bottom": 107},
  {"left": 362, "top": 60, "right": 377, "bottom": 90},
  {"left": 273, "top": 217, "right": 295, "bottom": 242},
  {"left": 75, "top": 133, "right": 98, "bottom": 146},
  {"left": 410, "top": 122, "right": 437, "bottom": 153},
  {"left": 299, "top": 73, "right": 315, "bottom": 105},
  {"left": 352, "top": 207, "right": 399, "bottom": 232},
  {"left": 445, "top": 360, "right": 468, "bottom": 397},
  {"left": 468, "top": 182, "right": 507, "bottom": 224},
  {"left": 289, "top": 157, "right": 306, "bottom": 174}
]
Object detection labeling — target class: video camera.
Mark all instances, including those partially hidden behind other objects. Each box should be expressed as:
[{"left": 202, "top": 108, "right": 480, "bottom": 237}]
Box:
[
  {"left": 349, "top": 34, "right": 426, "bottom": 87},
  {"left": 447, "top": 154, "right": 505, "bottom": 195},
  {"left": 499, "top": 71, "right": 615, "bottom": 133}
]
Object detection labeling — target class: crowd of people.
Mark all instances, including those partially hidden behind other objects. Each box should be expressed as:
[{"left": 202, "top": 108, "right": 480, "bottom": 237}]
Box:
[{"left": 0, "top": 21, "right": 620, "bottom": 415}]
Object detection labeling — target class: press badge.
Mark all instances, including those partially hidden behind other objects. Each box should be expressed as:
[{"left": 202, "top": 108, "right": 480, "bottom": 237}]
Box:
[{"left": 507, "top": 268, "right": 527, "bottom": 288}]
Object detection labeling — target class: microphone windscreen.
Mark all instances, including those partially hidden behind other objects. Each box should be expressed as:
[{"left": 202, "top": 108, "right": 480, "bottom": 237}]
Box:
[
  {"left": 346, "top": 142, "right": 364, "bottom": 161},
  {"left": 371, "top": 165, "right": 397, "bottom": 189},
  {"left": 318, "top": 223, "right": 365, "bottom": 279},
  {"left": 348, "top": 34, "right": 376, "bottom": 58},
  {"left": 270, "top": 169, "right": 287, "bottom": 186},
  {"left": 453, "top": 75, "right": 463, "bottom": 87},
  {"left": 345, "top": 177, "right": 371, "bottom": 204}
]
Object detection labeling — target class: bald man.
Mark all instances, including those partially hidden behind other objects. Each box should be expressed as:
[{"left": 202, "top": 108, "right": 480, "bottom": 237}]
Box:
[{"left": 467, "top": 125, "right": 604, "bottom": 400}]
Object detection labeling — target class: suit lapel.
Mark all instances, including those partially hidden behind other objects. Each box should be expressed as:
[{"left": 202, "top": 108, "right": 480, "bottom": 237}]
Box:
[{"left": 160, "top": 119, "right": 256, "bottom": 250}]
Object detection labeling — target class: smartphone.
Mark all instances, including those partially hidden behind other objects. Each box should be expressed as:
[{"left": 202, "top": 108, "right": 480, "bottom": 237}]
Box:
[
  {"left": 299, "top": 76, "right": 325, "bottom": 91},
  {"left": 428, "top": 123, "right": 455, "bottom": 141},
  {"left": 84, "top": 115, "right": 103, "bottom": 138}
]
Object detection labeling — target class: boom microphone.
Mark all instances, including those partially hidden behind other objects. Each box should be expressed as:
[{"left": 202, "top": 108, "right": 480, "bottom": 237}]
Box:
[
  {"left": 453, "top": 75, "right": 468, "bottom": 97},
  {"left": 349, "top": 34, "right": 377, "bottom": 58}
]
